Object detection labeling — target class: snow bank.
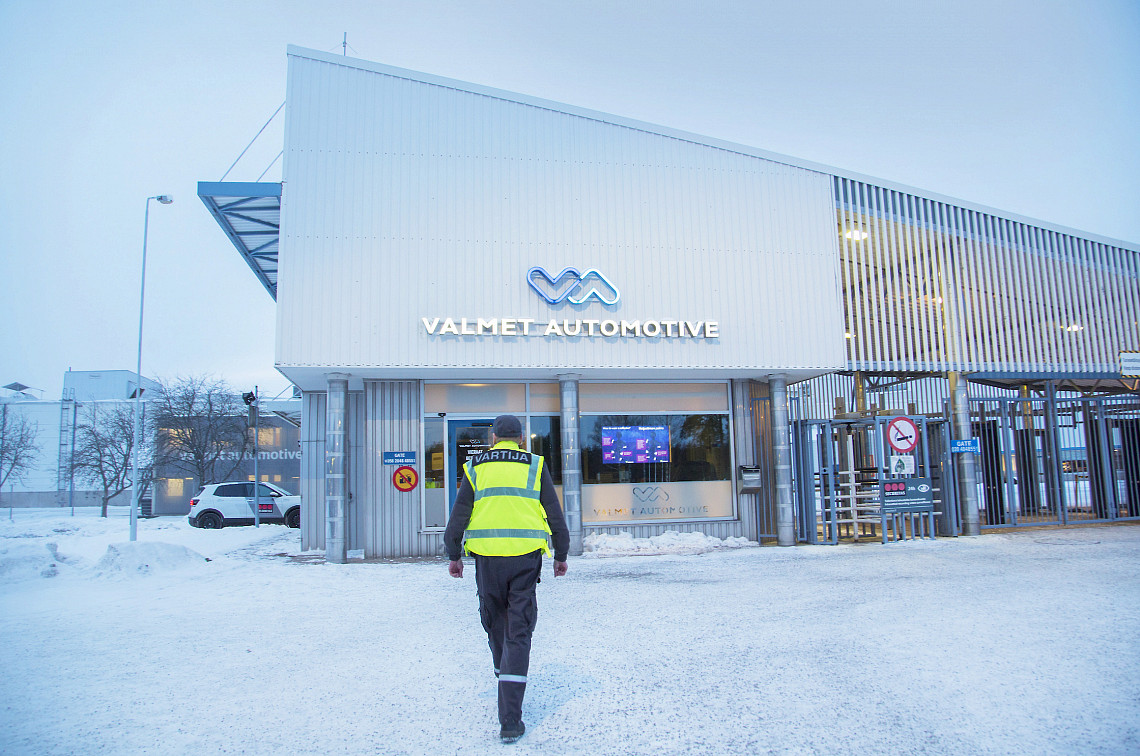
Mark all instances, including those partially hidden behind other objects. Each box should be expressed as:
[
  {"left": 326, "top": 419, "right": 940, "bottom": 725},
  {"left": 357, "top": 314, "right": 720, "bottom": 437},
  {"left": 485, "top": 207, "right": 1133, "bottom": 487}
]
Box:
[
  {"left": 94, "top": 541, "right": 210, "bottom": 577},
  {"left": 583, "top": 528, "right": 756, "bottom": 556},
  {"left": 0, "top": 541, "right": 77, "bottom": 580},
  {"left": 0, "top": 507, "right": 302, "bottom": 584}
]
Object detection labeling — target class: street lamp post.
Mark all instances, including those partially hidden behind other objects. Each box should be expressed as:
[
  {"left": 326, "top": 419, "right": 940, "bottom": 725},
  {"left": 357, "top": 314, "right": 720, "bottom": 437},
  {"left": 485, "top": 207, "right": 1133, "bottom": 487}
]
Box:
[{"left": 130, "top": 194, "right": 173, "bottom": 541}]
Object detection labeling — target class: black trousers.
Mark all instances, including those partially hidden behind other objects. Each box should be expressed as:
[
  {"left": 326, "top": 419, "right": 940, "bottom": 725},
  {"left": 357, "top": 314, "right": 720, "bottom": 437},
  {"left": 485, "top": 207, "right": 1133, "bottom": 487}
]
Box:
[{"left": 474, "top": 550, "right": 542, "bottom": 727}]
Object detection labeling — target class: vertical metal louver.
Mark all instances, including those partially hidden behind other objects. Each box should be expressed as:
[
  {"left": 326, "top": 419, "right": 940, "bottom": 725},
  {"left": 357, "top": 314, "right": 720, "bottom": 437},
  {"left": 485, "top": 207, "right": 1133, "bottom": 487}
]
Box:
[{"left": 834, "top": 176, "right": 1139, "bottom": 373}]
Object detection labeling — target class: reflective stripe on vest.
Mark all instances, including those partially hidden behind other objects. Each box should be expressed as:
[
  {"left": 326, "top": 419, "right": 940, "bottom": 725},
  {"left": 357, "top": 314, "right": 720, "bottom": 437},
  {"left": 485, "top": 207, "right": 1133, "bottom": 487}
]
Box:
[
  {"left": 463, "top": 444, "right": 551, "bottom": 557},
  {"left": 465, "top": 528, "right": 550, "bottom": 539}
]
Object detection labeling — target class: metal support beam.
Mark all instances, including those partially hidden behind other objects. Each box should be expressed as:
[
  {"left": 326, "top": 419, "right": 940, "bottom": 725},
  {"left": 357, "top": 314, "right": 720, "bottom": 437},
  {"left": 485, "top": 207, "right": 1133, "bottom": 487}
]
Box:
[{"left": 558, "top": 374, "right": 583, "bottom": 556}]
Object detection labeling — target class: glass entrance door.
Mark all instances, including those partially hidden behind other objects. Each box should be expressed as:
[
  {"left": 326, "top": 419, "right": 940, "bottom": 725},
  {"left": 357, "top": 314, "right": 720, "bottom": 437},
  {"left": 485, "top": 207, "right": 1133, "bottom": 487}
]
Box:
[{"left": 448, "top": 419, "right": 494, "bottom": 511}]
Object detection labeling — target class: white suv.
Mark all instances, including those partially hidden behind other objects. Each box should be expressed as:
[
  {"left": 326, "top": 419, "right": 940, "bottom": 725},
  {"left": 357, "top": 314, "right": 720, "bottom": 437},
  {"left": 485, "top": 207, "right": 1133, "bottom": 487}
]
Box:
[{"left": 188, "top": 482, "right": 301, "bottom": 529}]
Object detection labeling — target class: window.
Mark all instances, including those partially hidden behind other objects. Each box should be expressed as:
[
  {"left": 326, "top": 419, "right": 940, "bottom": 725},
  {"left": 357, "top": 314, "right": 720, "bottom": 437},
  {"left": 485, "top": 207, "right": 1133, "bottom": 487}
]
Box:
[
  {"left": 529, "top": 415, "right": 562, "bottom": 485},
  {"left": 420, "top": 382, "right": 733, "bottom": 528},
  {"left": 581, "top": 414, "right": 730, "bottom": 485},
  {"left": 579, "top": 412, "right": 734, "bottom": 524}
]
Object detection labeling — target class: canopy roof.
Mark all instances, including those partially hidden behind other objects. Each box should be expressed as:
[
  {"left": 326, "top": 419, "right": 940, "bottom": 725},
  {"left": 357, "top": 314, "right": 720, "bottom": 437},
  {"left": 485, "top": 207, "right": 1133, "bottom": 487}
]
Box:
[{"left": 197, "top": 182, "right": 282, "bottom": 299}]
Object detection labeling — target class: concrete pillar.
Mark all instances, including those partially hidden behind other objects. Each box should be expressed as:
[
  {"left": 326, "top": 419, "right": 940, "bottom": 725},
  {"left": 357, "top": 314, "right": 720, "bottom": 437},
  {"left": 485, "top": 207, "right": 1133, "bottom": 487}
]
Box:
[
  {"left": 949, "top": 371, "right": 980, "bottom": 536},
  {"left": 325, "top": 373, "right": 349, "bottom": 563},
  {"left": 558, "top": 373, "right": 583, "bottom": 556},
  {"left": 770, "top": 376, "right": 796, "bottom": 546}
]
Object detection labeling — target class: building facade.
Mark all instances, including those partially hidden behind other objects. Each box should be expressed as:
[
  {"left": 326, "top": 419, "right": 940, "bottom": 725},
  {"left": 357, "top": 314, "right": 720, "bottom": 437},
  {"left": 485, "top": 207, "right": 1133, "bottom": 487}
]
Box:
[
  {"left": 200, "top": 47, "right": 1140, "bottom": 560},
  {"left": 1, "top": 370, "right": 162, "bottom": 508}
]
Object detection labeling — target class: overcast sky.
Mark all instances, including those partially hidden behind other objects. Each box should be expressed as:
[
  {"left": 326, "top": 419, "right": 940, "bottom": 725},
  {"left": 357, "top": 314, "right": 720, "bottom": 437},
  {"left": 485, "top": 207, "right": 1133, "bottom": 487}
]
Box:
[{"left": 2, "top": 0, "right": 1137, "bottom": 401}]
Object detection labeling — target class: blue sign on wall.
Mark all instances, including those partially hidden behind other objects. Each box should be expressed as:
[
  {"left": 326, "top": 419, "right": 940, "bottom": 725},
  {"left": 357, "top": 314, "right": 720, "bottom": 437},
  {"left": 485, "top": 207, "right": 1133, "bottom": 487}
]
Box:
[
  {"left": 383, "top": 451, "right": 417, "bottom": 465},
  {"left": 950, "top": 439, "right": 981, "bottom": 454}
]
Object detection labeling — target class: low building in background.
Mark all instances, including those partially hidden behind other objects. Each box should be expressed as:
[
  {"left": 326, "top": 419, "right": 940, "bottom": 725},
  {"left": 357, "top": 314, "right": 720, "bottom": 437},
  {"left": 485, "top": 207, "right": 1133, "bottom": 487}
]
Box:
[
  {"left": 153, "top": 399, "right": 300, "bottom": 516},
  {"left": 1, "top": 370, "right": 162, "bottom": 508},
  {"left": 1, "top": 371, "right": 300, "bottom": 514}
]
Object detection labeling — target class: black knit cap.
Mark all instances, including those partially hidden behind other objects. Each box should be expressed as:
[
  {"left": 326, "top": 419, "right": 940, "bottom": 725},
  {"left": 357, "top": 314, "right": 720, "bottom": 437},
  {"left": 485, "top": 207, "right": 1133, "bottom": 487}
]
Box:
[{"left": 492, "top": 414, "right": 523, "bottom": 438}]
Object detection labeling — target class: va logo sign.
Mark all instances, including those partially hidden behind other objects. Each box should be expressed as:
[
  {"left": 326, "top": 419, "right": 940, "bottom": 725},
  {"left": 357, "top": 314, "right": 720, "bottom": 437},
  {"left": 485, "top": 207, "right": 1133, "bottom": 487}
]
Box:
[{"left": 527, "top": 267, "right": 620, "bottom": 306}]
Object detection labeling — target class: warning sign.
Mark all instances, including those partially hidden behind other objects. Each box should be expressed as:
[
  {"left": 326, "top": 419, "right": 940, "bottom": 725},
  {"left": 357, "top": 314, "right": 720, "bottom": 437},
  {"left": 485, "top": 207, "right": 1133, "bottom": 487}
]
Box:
[
  {"left": 392, "top": 466, "right": 418, "bottom": 492},
  {"left": 885, "top": 416, "right": 919, "bottom": 453},
  {"left": 879, "top": 477, "right": 934, "bottom": 512}
]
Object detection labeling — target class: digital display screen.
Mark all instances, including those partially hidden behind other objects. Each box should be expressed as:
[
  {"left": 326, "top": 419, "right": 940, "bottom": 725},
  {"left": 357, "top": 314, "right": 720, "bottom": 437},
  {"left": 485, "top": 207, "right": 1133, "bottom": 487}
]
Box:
[{"left": 601, "top": 426, "right": 670, "bottom": 464}]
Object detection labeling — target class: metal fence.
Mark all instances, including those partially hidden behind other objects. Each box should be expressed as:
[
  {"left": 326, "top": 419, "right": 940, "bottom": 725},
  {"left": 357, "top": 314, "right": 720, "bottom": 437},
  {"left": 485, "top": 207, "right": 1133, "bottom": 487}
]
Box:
[
  {"left": 970, "top": 395, "right": 1140, "bottom": 527},
  {"left": 789, "top": 415, "right": 952, "bottom": 544},
  {"left": 764, "top": 388, "right": 1139, "bottom": 544}
]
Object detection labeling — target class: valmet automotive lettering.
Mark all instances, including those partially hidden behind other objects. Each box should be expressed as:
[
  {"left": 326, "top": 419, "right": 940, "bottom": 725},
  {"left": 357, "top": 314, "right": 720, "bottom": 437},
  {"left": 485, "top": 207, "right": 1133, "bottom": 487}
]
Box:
[{"left": 421, "top": 317, "right": 719, "bottom": 339}]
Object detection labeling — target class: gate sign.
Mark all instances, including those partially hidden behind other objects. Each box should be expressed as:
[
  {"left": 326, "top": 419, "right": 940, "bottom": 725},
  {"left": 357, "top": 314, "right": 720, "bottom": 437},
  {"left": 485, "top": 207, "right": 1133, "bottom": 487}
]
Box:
[
  {"left": 951, "top": 439, "right": 981, "bottom": 454},
  {"left": 885, "top": 416, "right": 919, "bottom": 453},
  {"left": 383, "top": 451, "right": 417, "bottom": 465},
  {"left": 392, "top": 466, "right": 418, "bottom": 492}
]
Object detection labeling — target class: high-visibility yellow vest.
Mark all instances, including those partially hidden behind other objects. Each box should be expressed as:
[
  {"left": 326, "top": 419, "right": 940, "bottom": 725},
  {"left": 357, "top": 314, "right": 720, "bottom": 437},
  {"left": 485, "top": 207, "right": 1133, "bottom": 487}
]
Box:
[{"left": 463, "top": 441, "right": 552, "bottom": 557}]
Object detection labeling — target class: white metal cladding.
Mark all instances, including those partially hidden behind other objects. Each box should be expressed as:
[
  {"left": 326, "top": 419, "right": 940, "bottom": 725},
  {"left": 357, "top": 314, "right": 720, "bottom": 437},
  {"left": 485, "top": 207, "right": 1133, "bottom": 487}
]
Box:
[
  {"left": 362, "top": 380, "right": 440, "bottom": 558},
  {"left": 835, "top": 177, "right": 1140, "bottom": 373},
  {"left": 276, "top": 48, "right": 845, "bottom": 388}
]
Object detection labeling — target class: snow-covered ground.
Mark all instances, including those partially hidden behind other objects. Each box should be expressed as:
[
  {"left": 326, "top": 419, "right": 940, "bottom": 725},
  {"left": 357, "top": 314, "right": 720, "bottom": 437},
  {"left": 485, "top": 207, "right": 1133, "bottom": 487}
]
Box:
[{"left": 2, "top": 508, "right": 1139, "bottom": 756}]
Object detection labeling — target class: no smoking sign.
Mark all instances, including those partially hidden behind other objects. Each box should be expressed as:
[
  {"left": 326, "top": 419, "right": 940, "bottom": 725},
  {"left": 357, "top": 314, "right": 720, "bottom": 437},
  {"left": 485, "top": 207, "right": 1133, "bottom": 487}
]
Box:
[{"left": 885, "top": 416, "right": 919, "bottom": 453}]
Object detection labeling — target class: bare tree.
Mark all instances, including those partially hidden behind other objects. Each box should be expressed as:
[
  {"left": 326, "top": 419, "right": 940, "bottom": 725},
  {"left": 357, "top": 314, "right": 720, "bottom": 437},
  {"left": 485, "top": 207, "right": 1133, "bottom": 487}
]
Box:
[
  {"left": 0, "top": 404, "right": 42, "bottom": 507},
  {"left": 72, "top": 402, "right": 156, "bottom": 517},
  {"left": 155, "top": 375, "right": 250, "bottom": 487}
]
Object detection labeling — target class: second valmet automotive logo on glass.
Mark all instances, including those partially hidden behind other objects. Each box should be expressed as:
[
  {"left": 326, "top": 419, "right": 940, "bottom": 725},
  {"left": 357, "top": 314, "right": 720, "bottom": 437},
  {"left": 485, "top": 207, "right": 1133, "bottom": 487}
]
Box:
[{"left": 420, "top": 267, "right": 719, "bottom": 339}]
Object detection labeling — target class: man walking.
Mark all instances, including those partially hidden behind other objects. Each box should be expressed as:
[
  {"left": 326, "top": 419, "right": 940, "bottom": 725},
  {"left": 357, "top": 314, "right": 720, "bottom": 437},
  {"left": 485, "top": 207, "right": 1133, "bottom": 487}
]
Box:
[{"left": 445, "top": 414, "right": 570, "bottom": 744}]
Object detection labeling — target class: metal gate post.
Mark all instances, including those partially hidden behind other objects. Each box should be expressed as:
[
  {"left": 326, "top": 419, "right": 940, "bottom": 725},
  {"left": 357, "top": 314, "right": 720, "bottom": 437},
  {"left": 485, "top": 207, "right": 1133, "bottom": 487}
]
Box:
[
  {"left": 1043, "top": 382, "right": 1066, "bottom": 523},
  {"left": 795, "top": 421, "right": 814, "bottom": 544},
  {"left": 1000, "top": 399, "right": 1018, "bottom": 525},
  {"left": 823, "top": 421, "right": 838, "bottom": 544},
  {"left": 1094, "top": 399, "right": 1118, "bottom": 520},
  {"left": 938, "top": 415, "right": 960, "bottom": 535}
]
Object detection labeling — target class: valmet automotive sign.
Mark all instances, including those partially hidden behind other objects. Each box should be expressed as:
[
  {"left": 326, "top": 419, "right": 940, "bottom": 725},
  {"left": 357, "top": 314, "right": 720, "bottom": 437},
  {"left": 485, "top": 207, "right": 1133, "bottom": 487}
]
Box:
[{"left": 421, "top": 266, "right": 720, "bottom": 340}]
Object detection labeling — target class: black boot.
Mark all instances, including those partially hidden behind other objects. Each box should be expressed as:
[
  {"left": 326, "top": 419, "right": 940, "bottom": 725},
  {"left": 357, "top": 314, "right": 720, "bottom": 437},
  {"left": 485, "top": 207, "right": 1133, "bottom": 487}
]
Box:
[{"left": 499, "top": 721, "right": 525, "bottom": 744}]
